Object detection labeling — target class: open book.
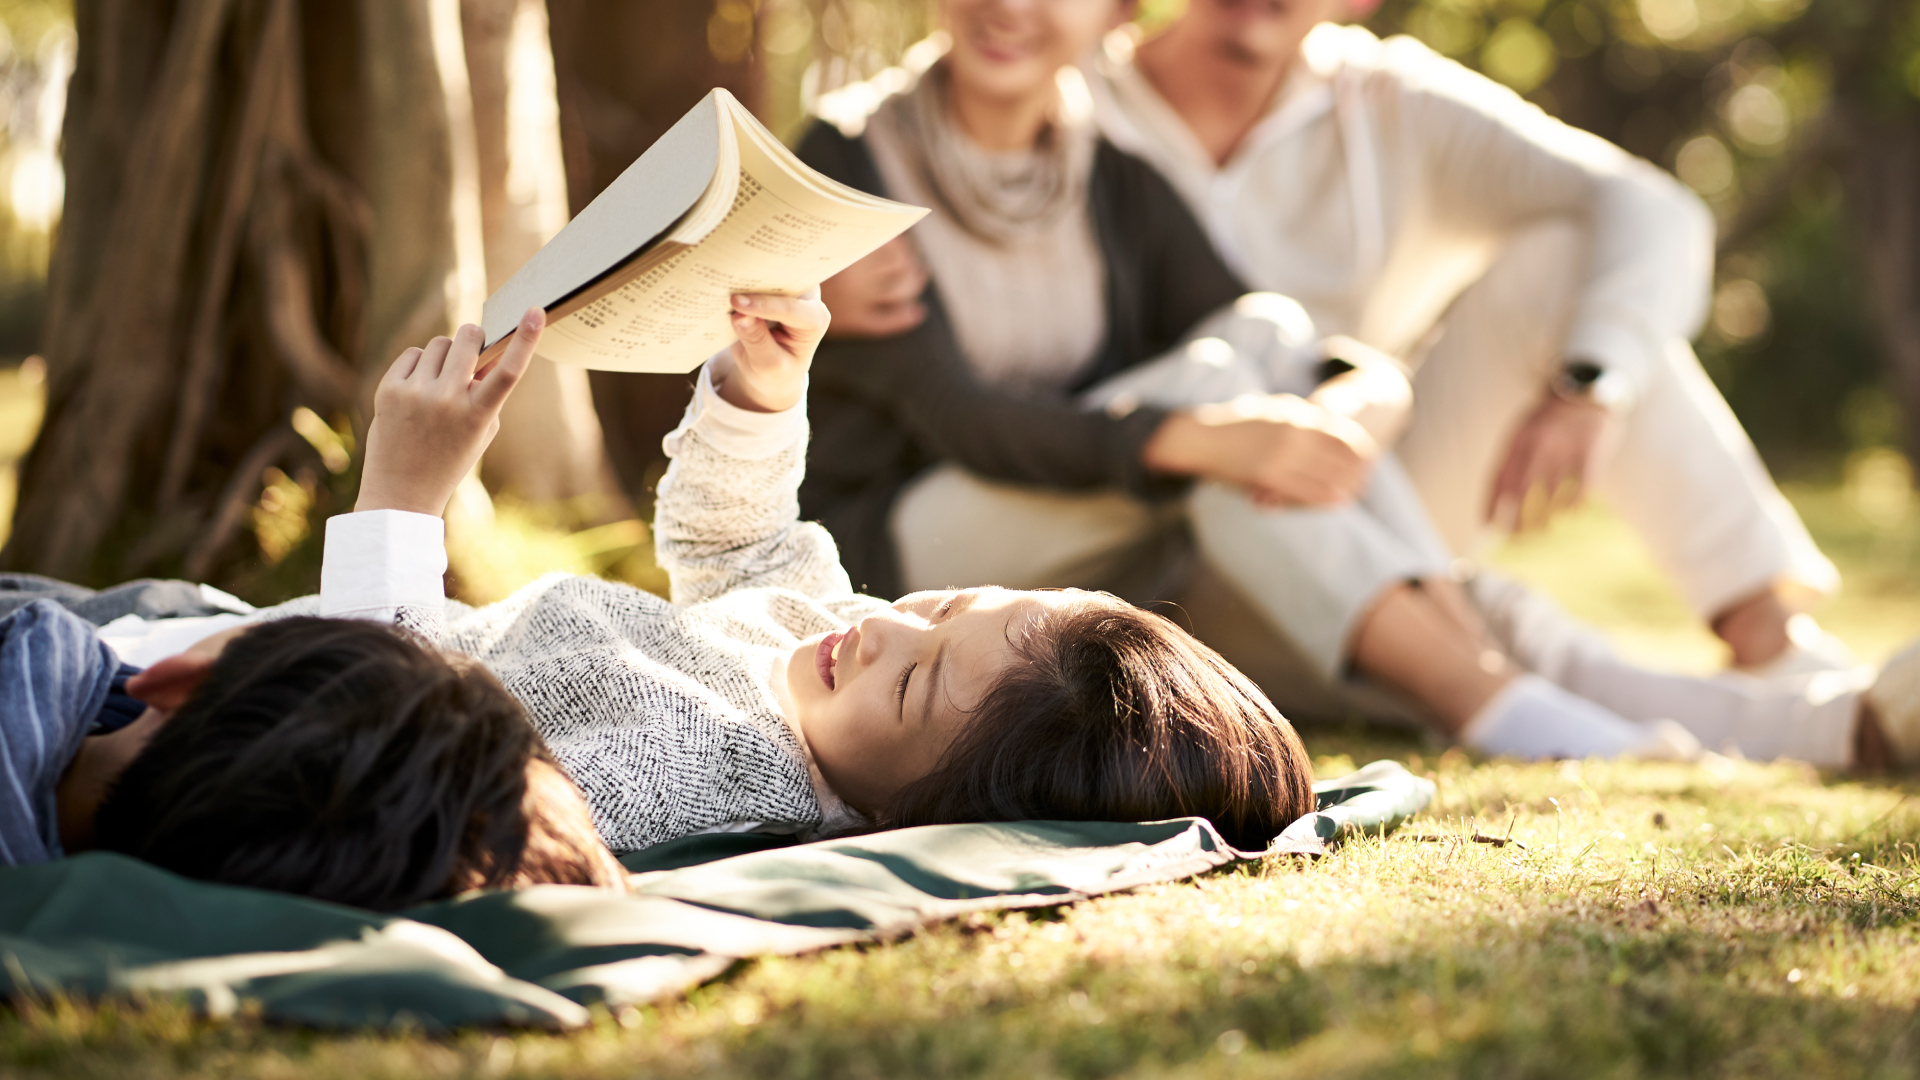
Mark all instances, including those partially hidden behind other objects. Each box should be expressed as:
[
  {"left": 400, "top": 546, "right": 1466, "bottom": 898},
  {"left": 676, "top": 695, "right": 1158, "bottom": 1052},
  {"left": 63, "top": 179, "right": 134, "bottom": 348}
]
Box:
[{"left": 481, "top": 88, "right": 927, "bottom": 373}]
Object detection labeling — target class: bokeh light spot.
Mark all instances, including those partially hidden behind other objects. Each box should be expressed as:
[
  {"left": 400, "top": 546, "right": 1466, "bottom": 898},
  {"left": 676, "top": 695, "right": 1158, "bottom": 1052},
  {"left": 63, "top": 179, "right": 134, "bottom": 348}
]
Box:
[
  {"left": 1638, "top": 0, "right": 1699, "bottom": 43},
  {"left": 1675, "top": 135, "right": 1734, "bottom": 196},
  {"left": 1482, "top": 19, "right": 1556, "bottom": 93},
  {"left": 1712, "top": 278, "right": 1770, "bottom": 342},
  {"left": 1726, "top": 83, "right": 1789, "bottom": 150}
]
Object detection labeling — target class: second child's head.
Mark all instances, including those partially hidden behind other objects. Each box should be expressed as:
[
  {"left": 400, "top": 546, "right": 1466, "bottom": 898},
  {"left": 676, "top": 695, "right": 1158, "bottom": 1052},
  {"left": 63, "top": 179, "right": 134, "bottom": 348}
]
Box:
[
  {"left": 95, "top": 617, "right": 625, "bottom": 910},
  {"left": 787, "top": 589, "right": 1314, "bottom": 849}
]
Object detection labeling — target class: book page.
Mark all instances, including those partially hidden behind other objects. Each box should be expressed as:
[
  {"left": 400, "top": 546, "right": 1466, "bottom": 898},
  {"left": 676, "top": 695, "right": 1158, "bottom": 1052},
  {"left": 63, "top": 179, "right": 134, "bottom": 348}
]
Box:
[{"left": 535, "top": 110, "right": 926, "bottom": 373}]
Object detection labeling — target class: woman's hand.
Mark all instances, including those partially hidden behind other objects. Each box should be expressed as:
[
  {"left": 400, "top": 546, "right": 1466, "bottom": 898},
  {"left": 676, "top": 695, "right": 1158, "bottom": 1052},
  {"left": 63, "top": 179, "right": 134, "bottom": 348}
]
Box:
[
  {"left": 1143, "top": 394, "right": 1376, "bottom": 508},
  {"left": 355, "top": 307, "right": 543, "bottom": 516},
  {"left": 709, "top": 290, "right": 832, "bottom": 413},
  {"left": 818, "top": 236, "right": 928, "bottom": 339}
]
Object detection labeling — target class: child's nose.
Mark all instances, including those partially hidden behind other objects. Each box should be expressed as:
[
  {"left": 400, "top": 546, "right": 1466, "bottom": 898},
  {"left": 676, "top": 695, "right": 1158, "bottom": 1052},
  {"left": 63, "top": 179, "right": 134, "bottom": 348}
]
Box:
[{"left": 855, "top": 609, "right": 915, "bottom": 661}]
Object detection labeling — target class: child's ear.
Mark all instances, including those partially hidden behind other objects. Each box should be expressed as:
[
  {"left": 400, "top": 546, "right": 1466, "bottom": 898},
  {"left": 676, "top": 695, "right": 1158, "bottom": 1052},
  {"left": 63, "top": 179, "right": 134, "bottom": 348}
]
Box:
[{"left": 125, "top": 653, "right": 218, "bottom": 714}]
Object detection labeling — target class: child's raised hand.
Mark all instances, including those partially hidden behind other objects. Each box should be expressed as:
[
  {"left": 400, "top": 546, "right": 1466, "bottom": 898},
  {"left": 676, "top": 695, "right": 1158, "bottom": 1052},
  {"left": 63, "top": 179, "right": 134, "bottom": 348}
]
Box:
[
  {"left": 356, "top": 307, "right": 544, "bottom": 516},
  {"left": 709, "top": 289, "right": 830, "bottom": 413}
]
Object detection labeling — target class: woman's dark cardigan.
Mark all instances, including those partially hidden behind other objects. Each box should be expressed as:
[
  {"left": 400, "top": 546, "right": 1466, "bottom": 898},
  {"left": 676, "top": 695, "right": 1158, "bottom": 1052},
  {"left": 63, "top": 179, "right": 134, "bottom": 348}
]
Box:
[{"left": 795, "top": 121, "right": 1245, "bottom": 598}]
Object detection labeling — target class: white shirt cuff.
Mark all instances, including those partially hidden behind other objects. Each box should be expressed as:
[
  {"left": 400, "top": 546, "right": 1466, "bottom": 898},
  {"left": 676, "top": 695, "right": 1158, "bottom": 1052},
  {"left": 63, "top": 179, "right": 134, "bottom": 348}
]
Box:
[
  {"left": 319, "top": 510, "right": 448, "bottom": 619},
  {"left": 662, "top": 356, "right": 808, "bottom": 462},
  {"left": 1561, "top": 320, "right": 1655, "bottom": 401}
]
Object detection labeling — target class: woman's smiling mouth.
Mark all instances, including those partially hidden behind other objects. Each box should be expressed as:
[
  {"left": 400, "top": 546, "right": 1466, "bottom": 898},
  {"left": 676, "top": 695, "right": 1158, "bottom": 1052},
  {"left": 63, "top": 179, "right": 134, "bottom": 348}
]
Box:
[{"left": 816, "top": 630, "right": 845, "bottom": 689}]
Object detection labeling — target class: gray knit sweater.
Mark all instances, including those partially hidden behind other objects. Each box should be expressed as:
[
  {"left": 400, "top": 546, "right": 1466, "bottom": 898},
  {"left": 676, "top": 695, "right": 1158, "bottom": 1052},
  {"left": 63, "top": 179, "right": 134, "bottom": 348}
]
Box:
[{"left": 319, "top": 371, "right": 885, "bottom": 852}]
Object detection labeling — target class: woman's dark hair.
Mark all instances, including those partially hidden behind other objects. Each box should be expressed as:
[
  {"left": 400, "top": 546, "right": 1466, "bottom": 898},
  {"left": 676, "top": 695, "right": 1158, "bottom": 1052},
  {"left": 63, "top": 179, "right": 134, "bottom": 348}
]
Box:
[
  {"left": 882, "top": 596, "right": 1315, "bottom": 850},
  {"left": 95, "top": 617, "right": 623, "bottom": 910}
]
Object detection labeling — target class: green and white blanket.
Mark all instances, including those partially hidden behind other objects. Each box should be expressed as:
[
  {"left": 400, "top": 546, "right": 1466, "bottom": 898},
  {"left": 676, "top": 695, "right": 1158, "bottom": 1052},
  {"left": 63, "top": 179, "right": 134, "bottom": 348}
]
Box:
[{"left": 0, "top": 761, "right": 1432, "bottom": 1030}]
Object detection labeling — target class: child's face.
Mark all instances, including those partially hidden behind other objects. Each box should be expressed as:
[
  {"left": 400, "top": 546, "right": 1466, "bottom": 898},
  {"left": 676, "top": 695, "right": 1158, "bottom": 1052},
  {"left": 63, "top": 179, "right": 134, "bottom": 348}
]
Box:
[{"left": 785, "top": 587, "right": 1081, "bottom": 812}]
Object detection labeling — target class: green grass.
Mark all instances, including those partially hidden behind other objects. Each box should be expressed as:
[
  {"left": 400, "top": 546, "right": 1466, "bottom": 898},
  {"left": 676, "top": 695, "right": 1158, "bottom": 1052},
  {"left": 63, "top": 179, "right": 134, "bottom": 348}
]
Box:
[
  {"left": 7, "top": 745, "right": 1920, "bottom": 1079},
  {"left": 5, "top": 371, "right": 1920, "bottom": 1077}
]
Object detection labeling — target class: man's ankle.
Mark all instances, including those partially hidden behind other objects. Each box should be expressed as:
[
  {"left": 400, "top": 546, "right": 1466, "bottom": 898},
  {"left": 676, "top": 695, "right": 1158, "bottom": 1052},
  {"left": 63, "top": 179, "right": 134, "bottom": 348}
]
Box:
[
  {"left": 1854, "top": 699, "right": 1894, "bottom": 773},
  {"left": 1712, "top": 589, "right": 1795, "bottom": 668}
]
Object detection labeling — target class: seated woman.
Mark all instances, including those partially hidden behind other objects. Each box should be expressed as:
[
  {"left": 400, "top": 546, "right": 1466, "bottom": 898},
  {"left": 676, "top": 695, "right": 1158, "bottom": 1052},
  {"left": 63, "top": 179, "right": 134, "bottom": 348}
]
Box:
[
  {"left": 15, "top": 296, "right": 1318, "bottom": 912},
  {"left": 796, "top": 0, "right": 1902, "bottom": 768}
]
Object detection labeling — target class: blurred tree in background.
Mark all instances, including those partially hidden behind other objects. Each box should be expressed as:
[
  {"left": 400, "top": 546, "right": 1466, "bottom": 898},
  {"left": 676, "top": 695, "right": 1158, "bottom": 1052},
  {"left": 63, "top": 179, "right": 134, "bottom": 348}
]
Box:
[{"left": 1, "top": 0, "right": 462, "bottom": 591}]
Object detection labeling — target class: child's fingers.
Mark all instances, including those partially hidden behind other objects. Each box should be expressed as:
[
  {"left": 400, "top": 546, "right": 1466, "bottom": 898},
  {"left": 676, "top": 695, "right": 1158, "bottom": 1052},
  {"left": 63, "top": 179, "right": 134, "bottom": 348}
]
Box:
[
  {"left": 730, "top": 311, "right": 773, "bottom": 352},
  {"left": 473, "top": 308, "right": 545, "bottom": 411},
  {"left": 383, "top": 346, "right": 425, "bottom": 387},
  {"left": 419, "top": 334, "right": 455, "bottom": 378},
  {"left": 442, "top": 323, "right": 487, "bottom": 383},
  {"left": 731, "top": 292, "right": 830, "bottom": 341}
]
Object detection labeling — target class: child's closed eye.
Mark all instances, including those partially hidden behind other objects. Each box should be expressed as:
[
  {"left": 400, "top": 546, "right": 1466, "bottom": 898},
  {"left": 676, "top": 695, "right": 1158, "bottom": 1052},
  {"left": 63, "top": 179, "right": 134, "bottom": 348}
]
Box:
[{"left": 896, "top": 662, "right": 917, "bottom": 716}]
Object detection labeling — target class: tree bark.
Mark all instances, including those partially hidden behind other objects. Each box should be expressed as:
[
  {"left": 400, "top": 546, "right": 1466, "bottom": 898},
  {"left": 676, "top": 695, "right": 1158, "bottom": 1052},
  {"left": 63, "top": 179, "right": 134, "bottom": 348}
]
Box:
[
  {"left": 464, "top": 0, "right": 615, "bottom": 504},
  {"left": 546, "top": 0, "right": 760, "bottom": 508},
  {"left": 2, "top": 0, "right": 460, "bottom": 587}
]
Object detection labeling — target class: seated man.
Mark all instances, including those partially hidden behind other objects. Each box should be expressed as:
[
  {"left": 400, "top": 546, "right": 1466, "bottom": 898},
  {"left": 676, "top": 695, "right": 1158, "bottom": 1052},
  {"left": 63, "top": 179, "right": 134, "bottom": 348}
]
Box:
[{"left": 1080, "top": 0, "right": 1841, "bottom": 675}]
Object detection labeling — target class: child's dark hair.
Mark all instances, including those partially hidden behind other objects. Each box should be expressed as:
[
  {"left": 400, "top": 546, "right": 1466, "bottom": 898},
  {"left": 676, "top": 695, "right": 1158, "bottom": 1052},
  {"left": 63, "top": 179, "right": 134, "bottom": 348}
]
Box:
[
  {"left": 881, "top": 596, "right": 1314, "bottom": 850},
  {"left": 95, "top": 617, "right": 623, "bottom": 910}
]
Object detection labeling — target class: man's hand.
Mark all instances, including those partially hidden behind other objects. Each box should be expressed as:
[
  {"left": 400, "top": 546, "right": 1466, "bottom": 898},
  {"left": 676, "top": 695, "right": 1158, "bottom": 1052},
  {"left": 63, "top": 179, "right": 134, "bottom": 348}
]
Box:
[
  {"left": 356, "top": 307, "right": 543, "bottom": 516},
  {"left": 1143, "top": 394, "right": 1376, "bottom": 507},
  {"left": 819, "top": 236, "right": 929, "bottom": 339},
  {"left": 709, "top": 290, "right": 832, "bottom": 413},
  {"left": 1486, "top": 393, "right": 1620, "bottom": 532}
]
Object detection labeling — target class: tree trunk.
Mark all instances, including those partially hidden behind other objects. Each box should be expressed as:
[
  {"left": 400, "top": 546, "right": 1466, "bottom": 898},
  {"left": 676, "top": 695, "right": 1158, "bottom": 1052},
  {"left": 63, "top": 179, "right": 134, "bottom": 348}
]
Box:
[
  {"left": 464, "top": 0, "right": 615, "bottom": 505},
  {"left": 546, "top": 0, "right": 760, "bottom": 508},
  {"left": 2, "top": 0, "right": 461, "bottom": 588}
]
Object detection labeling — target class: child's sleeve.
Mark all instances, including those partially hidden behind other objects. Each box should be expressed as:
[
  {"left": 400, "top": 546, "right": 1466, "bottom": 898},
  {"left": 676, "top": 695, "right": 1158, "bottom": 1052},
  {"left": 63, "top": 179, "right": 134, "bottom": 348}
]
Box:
[
  {"left": 318, "top": 509, "right": 449, "bottom": 642},
  {"left": 652, "top": 359, "right": 856, "bottom": 606}
]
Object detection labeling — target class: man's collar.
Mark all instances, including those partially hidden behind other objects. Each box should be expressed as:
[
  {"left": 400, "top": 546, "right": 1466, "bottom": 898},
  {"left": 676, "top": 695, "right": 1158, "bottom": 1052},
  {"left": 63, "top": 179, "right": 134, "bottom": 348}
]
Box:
[{"left": 1091, "top": 22, "right": 1380, "bottom": 174}]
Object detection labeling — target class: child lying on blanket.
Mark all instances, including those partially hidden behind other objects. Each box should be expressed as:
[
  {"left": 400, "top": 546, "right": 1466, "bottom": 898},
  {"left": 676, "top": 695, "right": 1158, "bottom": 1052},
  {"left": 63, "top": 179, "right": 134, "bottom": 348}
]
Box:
[
  {"left": 3, "top": 599, "right": 621, "bottom": 907},
  {"left": 17, "top": 293, "right": 1316, "bottom": 910}
]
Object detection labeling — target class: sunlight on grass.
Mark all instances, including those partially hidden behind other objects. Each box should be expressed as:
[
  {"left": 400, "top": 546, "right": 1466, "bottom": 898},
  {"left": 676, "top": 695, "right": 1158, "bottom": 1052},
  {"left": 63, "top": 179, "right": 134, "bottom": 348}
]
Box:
[
  {"left": 444, "top": 490, "right": 669, "bottom": 606},
  {"left": 1489, "top": 459, "right": 1920, "bottom": 673}
]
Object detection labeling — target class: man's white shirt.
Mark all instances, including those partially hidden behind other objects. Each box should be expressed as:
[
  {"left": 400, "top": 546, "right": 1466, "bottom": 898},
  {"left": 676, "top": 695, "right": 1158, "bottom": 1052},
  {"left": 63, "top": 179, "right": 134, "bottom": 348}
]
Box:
[{"left": 1084, "top": 23, "right": 1714, "bottom": 398}]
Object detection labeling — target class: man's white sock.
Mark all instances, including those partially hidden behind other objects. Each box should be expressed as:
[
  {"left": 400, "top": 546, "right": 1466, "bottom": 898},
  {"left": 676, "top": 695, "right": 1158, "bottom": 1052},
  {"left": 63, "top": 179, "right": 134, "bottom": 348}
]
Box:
[{"left": 1460, "top": 674, "right": 1700, "bottom": 761}]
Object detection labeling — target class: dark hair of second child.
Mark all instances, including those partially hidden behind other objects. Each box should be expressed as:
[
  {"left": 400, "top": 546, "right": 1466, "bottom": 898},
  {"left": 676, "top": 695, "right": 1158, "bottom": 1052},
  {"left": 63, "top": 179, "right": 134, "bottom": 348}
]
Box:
[{"left": 95, "top": 617, "right": 624, "bottom": 910}]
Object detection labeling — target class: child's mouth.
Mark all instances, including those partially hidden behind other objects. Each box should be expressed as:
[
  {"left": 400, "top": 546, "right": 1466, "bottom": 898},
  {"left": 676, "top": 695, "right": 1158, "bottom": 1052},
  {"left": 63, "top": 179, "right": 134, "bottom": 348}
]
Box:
[{"left": 816, "top": 631, "right": 844, "bottom": 690}]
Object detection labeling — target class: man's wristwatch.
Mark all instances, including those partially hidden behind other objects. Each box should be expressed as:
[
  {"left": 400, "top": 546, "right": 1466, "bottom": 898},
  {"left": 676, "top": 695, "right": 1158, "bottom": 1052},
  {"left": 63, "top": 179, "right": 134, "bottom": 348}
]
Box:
[{"left": 1549, "top": 360, "right": 1634, "bottom": 412}]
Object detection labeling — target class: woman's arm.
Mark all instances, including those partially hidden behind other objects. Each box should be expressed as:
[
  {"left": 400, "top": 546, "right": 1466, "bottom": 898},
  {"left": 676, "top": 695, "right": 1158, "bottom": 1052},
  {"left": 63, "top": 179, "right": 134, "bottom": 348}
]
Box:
[{"left": 798, "top": 124, "right": 1185, "bottom": 499}]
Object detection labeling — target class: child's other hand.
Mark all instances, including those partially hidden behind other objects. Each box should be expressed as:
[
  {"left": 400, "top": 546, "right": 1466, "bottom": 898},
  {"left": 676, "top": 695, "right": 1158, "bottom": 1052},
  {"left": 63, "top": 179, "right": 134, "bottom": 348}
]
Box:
[
  {"left": 356, "top": 307, "right": 544, "bottom": 516},
  {"left": 709, "top": 289, "right": 830, "bottom": 413}
]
